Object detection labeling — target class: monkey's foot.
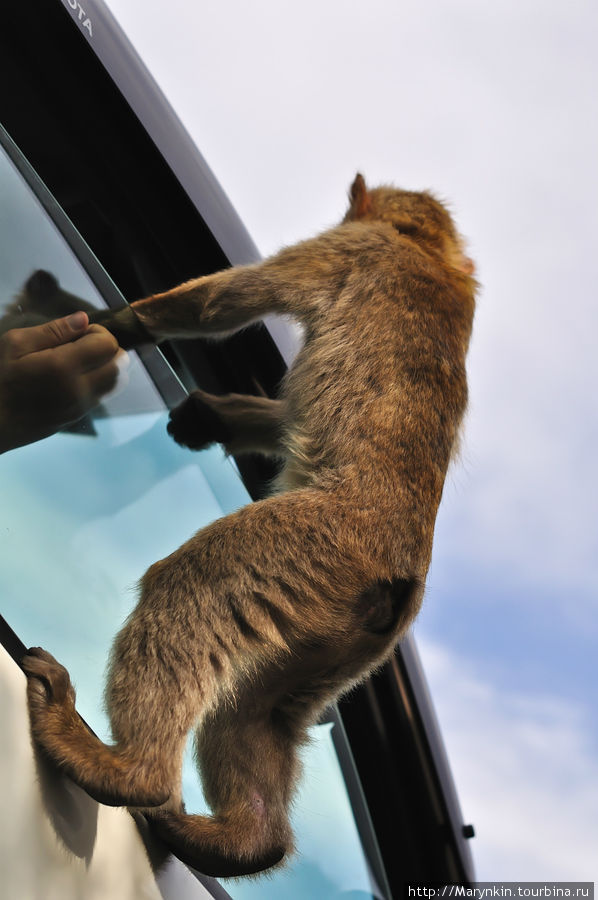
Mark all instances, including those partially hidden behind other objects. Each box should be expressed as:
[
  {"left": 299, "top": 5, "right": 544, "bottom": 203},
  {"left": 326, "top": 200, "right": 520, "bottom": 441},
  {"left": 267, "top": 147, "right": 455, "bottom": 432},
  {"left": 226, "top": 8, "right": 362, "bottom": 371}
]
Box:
[
  {"left": 22, "top": 646, "right": 77, "bottom": 726},
  {"left": 167, "top": 390, "right": 232, "bottom": 451},
  {"left": 22, "top": 647, "right": 170, "bottom": 808},
  {"left": 147, "top": 809, "right": 287, "bottom": 877}
]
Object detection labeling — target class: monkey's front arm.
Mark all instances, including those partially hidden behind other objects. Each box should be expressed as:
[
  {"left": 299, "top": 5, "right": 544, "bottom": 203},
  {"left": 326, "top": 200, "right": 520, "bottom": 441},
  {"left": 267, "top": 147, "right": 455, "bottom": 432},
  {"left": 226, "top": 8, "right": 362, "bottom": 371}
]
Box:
[{"left": 89, "top": 225, "right": 368, "bottom": 349}]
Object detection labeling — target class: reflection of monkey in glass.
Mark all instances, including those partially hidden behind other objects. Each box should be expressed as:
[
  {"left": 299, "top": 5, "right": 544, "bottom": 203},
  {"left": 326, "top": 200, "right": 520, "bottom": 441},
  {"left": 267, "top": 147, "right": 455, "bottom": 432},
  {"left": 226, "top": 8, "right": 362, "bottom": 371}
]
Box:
[
  {"left": 23, "top": 175, "right": 476, "bottom": 877},
  {"left": 0, "top": 269, "right": 99, "bottom": 336}
]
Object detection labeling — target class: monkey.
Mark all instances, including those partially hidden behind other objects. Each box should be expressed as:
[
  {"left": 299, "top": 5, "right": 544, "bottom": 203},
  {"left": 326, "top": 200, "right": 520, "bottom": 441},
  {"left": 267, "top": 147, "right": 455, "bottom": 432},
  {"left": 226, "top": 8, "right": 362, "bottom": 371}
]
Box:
[
  {"left": 22, "top": 174, "right": 476, "bottom": 878},
  {"left": 0, "top": 269, "right": 99, "bottom": 335}
]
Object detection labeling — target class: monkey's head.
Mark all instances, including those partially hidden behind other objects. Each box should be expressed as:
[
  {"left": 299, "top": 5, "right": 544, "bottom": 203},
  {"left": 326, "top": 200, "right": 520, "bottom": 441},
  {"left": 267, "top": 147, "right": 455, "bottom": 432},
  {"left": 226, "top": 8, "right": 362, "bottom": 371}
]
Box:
[
  {"left": 0, "top": 270, "right": 100, "bottom": 336},
  {"left": 344, "top": 173, "right": 475, "bottom": 276},
  {"left": 16, "top": 270, "right": 99, "bottom": 319}
]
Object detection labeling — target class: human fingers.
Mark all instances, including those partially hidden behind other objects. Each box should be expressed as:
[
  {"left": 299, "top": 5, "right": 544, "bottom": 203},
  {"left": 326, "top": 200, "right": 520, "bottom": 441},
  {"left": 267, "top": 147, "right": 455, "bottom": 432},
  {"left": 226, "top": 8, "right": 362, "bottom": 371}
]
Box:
[
  {"left": 81, "top": 356, "right": 123, "bottom": 402},
  {"left": 0, "top": 311, "right": 89, "bottom": 359},
  {"left": 57, "top": 324, "right": 120, "bottom": 374}
]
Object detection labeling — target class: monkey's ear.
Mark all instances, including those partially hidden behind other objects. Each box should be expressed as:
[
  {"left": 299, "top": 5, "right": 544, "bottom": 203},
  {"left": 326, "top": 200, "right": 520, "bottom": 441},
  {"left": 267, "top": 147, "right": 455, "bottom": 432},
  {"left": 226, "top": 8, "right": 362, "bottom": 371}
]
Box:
[
  {"left": 348, "top": 173, "right": 372, "bottom": 219},
  {"left": 24, "top": 270, "right": 60, "bottom": 301}
]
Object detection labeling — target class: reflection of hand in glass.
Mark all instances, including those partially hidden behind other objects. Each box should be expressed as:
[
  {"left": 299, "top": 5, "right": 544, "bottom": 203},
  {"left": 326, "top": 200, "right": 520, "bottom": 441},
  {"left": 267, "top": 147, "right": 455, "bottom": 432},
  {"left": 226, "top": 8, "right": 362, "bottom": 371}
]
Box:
[{"left": 0, "top": 311, "right": 122, "bottom": 453}]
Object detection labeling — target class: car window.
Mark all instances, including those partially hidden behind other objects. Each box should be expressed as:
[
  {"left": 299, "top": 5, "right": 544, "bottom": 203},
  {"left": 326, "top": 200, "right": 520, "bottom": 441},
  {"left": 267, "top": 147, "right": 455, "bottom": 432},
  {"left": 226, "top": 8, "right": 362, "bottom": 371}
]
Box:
[{"left": 0, "top": 131, "right": 386, "bottom": 899}]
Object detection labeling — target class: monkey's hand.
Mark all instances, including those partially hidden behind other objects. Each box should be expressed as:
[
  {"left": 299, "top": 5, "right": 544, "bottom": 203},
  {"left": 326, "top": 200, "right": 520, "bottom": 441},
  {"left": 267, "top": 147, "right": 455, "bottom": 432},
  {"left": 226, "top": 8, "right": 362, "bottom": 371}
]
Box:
[
  {"left": 167, "top": 390, "right": 233, "bottom": 451},
  {"left": 88, "top": 306, "right": 155, "bottom": 350}
]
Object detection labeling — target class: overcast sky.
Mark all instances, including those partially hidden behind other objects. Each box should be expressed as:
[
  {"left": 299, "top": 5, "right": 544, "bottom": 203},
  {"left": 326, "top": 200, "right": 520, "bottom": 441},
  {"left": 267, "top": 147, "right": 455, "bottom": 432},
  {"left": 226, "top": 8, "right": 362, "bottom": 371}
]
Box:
[{"left": 103, "top": 0, "right": 598, "bottom": 880}]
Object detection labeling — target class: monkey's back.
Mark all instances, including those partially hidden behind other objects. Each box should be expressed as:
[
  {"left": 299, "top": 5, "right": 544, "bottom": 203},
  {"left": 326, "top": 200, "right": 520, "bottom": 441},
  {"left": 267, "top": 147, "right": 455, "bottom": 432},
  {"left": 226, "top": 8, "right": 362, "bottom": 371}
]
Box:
[{"left": 278, "top": 227, "right": 474, "bottom": 569}]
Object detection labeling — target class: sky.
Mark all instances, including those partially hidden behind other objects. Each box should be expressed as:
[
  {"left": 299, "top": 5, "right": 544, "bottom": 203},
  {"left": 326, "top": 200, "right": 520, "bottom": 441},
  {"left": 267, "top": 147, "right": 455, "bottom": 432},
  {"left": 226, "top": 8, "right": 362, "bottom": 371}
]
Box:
[{"left": 101, "top": 0, "right": 598, "bottom": 881}]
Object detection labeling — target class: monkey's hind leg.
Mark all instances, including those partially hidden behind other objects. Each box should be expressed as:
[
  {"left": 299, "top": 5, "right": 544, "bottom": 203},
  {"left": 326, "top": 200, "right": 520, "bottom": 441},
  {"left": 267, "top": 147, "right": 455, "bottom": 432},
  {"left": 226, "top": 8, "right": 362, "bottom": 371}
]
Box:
[{"left": 22, "top": 647, "right": 175, "bottom": 808}]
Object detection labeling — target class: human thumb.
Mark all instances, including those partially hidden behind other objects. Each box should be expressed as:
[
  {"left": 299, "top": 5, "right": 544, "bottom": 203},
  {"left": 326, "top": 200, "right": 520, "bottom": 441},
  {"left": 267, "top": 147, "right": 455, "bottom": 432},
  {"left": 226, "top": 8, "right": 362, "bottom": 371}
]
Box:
[
  {"left": 49, "top": 311, "right": 90, "bottom": 343},
  {"left": 64, "top": 311, "right": 90, "bottom": 333},
  {"left": 9, "top": 311, "right": 90, "bottom": 357}
]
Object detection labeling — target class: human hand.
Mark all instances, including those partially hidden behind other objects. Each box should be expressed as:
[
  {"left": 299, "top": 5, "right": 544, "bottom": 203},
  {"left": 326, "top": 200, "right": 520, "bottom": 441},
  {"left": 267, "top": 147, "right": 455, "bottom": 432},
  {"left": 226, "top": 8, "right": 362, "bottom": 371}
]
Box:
[{"left": 0, "top": 311, "right": 123, "bottom": 453}]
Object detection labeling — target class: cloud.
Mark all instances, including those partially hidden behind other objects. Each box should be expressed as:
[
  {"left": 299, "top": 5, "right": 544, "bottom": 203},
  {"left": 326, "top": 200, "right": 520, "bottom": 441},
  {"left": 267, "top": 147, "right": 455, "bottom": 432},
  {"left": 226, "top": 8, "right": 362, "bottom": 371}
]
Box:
[
  {"left": 103, "top": 0, "right": 598, "bottom": 253},
  {"left": 436, "top": 334, "right": 598, "bottom": 617},
  {"left": 416, "top": 636, "right": 598, "bottom": 879}
]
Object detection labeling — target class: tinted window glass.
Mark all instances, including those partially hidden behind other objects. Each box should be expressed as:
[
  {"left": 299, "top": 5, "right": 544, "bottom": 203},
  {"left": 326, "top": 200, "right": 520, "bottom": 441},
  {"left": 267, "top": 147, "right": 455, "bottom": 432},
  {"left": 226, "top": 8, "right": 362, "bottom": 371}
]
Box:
[{"left": 0, "top": 136, "right": 386, "bottom": 899}]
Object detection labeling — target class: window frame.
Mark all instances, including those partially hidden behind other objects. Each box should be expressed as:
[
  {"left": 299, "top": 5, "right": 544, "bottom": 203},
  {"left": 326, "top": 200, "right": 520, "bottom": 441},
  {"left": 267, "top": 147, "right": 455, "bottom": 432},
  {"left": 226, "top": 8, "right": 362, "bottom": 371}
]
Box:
[{"left": 0, "top": 0, "right": 476, "bottom": 889}]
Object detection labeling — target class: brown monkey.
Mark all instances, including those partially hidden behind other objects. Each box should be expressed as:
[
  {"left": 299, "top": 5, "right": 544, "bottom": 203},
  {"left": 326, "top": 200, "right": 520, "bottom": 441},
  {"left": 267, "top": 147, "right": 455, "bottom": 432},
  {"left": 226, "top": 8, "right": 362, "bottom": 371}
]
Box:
[
  {"left": 0, "top": 269, "right": 99, "bottom": 335},
  {"left": 22, "top": 174, "right": 476, "bottom": 877}
]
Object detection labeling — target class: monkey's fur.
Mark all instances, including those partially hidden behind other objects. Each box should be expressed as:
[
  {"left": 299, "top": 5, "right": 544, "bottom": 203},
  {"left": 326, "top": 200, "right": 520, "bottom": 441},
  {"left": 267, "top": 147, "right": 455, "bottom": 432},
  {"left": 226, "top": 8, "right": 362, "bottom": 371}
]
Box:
[{"left": 23, "top": 175, "right": 476, "bottom": 877}]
